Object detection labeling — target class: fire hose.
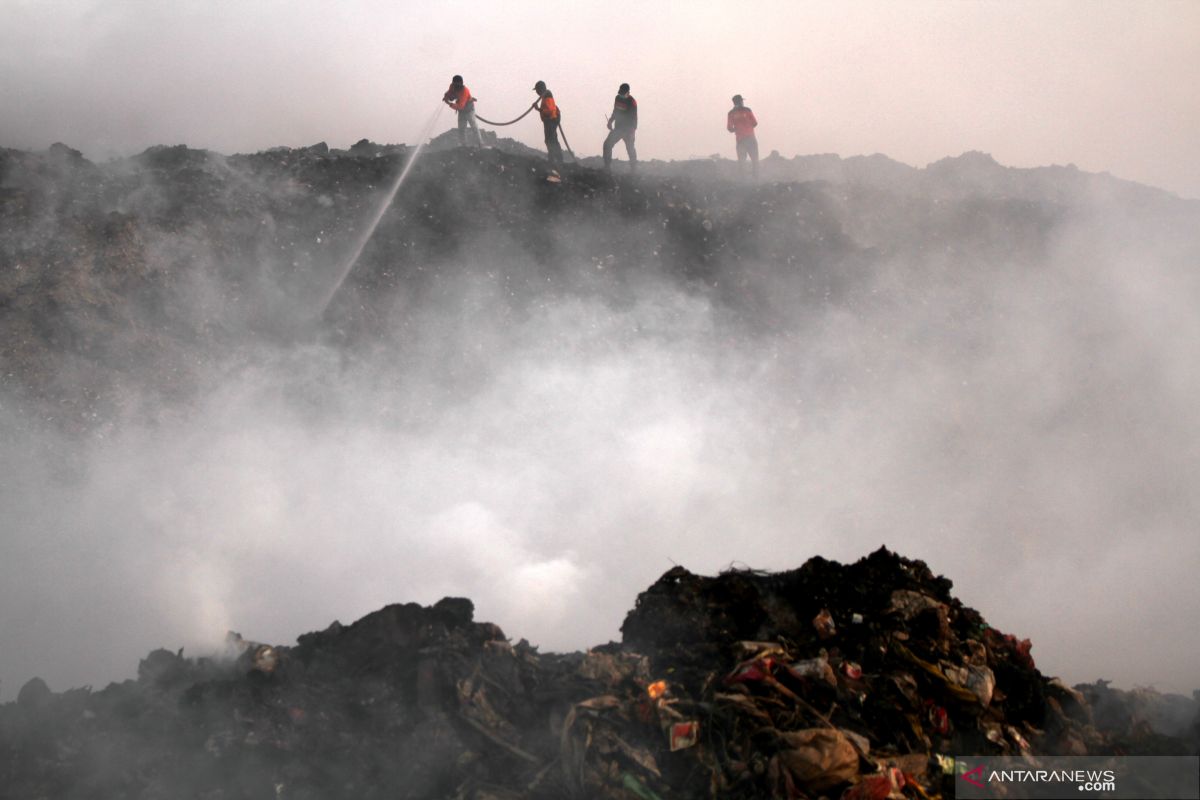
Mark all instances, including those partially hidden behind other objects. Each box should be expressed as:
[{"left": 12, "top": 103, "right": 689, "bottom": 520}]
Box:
[
  {"left": 556, "top": 122, "right": 575, "bottom": 158},
  {"left": 472, "top": 103, "right": 575, "bottom": 160},
  {"left": 474, "top": 103, "right": 537, "bottom": 126}
]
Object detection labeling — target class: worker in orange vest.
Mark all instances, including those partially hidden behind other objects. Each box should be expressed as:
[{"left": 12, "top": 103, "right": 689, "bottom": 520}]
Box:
[
  {"left": 533, "top": 80, "right": 563, "bottom": 172},
  {"left": 727, "top": 94, "right": 759, "bottom": 178},
  {"left": 443, "top": 75, "right": 482, "bottom": 148}
]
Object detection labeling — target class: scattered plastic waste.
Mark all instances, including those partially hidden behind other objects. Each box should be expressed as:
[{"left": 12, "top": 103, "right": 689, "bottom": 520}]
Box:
[
  {"left": 813, "top": 608, "right": 837, "bottom": 639},
  {"left": 251, "top": 644, "right": 278, "bottom": 674},
  {"left": 2, "top": 548, "right": 1193, "bottom": 798},
  {"left": 669, "top": 721, "right": 700, "bottom": 751}
]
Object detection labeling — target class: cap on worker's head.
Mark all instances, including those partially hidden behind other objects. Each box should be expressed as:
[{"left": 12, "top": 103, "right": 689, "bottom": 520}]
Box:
[
  {"left": 452, "top": 75, "right": 463, "bottom": 85},
  {"left": 732, "top": 94, "right": 743, "bottom": 104},
  {"left": 533, "top": 80, "right": 547, "bottom": 91},
  {"left": 619, "top": 83, "right": 630, "bottom": 93}
]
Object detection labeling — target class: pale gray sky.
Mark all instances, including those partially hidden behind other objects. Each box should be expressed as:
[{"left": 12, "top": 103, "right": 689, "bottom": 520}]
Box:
[{"left": 2, "top": 0, "right": 1198, "bottom": 197}]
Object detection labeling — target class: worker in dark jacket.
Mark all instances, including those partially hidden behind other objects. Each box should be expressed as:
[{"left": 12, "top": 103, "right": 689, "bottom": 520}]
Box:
[
  {"left": 603, "top": 83, "right": 638, "bottom": 172},
  {"left": 727, "top": 94, "right": 759, "bottom": 177},
  {"left": 443, "top": 75, "right": 482, "bottom": 148},
  {"left": 533, "top": 80, "right": 563, "bottom": 171}
]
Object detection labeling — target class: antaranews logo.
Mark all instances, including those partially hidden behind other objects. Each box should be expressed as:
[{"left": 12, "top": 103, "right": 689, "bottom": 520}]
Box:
[
  {"left": 961, "top": 764, "right": 986, "bottom": 789},
  {"left": 960, "top": 764, "right": 1117, "bottom": 793},
  {"left": 954, "top": 756, "right": 1198, "bottom": 800}
]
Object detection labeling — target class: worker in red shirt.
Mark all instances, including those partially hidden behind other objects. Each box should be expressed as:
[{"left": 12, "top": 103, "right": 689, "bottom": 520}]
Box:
[
  {"left": 603, "top": 83, "right": 638, "bottom": 173},
  {"left": 533, "top": 80, "right": 563, "bottom": 172},
  {"left": 442, "top": 75, "right": 482, "bottom": 148},
  {"left": 726, "top": 94, "right": 759, "bottom": 178}
]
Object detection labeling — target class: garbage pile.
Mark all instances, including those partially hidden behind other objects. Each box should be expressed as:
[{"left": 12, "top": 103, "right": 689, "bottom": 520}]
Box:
[
  {"left": 2, "top": 548, "right": 1190, "bottom": 799},
  {"left": 3, "top": 139, "right": 1072, "bottom": 433},
  {"left": 616, "top": 550, "right": 1101, "bottom": 799}
]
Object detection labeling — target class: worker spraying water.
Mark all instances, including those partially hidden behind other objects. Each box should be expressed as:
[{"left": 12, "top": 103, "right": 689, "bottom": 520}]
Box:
[
  {"left": 318, "top": 103, "right": 445, "bottom": 316},
  {"left": 320, "top": 77, "right": 570, "bottom": 318},
  {"left": 442, "top": 75, "right": 483, "bottom": 148}
]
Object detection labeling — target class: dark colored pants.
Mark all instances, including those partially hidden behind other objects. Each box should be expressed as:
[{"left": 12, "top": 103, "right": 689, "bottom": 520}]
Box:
[
  {"left": 457, "top": 105, "right": 482, "bottom": 147},
  {"left": 736, "top": 136, "right": 759, "bottom": 175},
  {"left": 603, "top": 126, "right": 637, "bottom": 168},
  {"left": 543, "top": 117, "right": 563, "bottom": 168}
]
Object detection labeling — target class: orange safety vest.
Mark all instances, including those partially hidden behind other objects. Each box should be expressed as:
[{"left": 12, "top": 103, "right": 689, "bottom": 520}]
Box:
[
  {"left": 443, "top": 84, "right": 472, "bottom": 111},
  {"left": 538, "top": 93, "right": 559, "bottom": 121},
  {"left": 612, "top": 94, "right": 637, "bottom": 129}
]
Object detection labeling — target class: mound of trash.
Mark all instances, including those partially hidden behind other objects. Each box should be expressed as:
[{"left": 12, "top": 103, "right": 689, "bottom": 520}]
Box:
[
  {"left": 8, "top": 137, "right": 1168, "bottom": 434},
  {"left": 0, "top": 140, "right": 858, "bottom": 430},
  {"left": 1, "top": 548, "right": 1194, "bottom": 799}
]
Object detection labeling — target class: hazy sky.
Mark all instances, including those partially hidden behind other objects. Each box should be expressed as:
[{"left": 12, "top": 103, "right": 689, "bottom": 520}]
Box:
[{"left": 2, "top": 0, "right": 1198, "bottom": 197}]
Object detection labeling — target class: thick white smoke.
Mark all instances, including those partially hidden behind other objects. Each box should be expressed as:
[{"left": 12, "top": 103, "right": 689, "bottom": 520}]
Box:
[{"left": 1, "top": 161, "right": 1198, "bottom": 703}]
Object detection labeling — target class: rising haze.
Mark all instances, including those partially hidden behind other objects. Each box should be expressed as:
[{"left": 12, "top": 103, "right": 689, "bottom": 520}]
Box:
[{"left": 1, "top": 1, "right": 1199, "bottom": 703}]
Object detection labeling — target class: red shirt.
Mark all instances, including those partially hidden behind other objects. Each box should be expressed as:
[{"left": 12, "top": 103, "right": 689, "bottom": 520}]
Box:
[{"left": 727, "top": 107, "right": 758, "bottom": 140}]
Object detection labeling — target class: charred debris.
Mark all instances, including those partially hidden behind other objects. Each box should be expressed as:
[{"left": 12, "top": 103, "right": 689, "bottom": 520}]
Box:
[
  {"left": 2, "top": 548, "right": 1196, "bottom": 799},
  {"left": 1, "top": 138, "right": 853, "bottom": 429},
  {"left": 4, "top": 136, "right": 1148, "bottom": 433}
]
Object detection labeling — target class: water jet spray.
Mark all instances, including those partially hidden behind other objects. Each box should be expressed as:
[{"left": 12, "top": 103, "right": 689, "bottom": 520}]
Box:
[{"left": 318, "top": 104, "right": 445, "bottom": 316}]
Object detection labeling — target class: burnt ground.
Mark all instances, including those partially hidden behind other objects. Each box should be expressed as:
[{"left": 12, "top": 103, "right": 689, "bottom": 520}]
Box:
[{"left": 0, "top": 139, "right": 1083, "bottom": 433}]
